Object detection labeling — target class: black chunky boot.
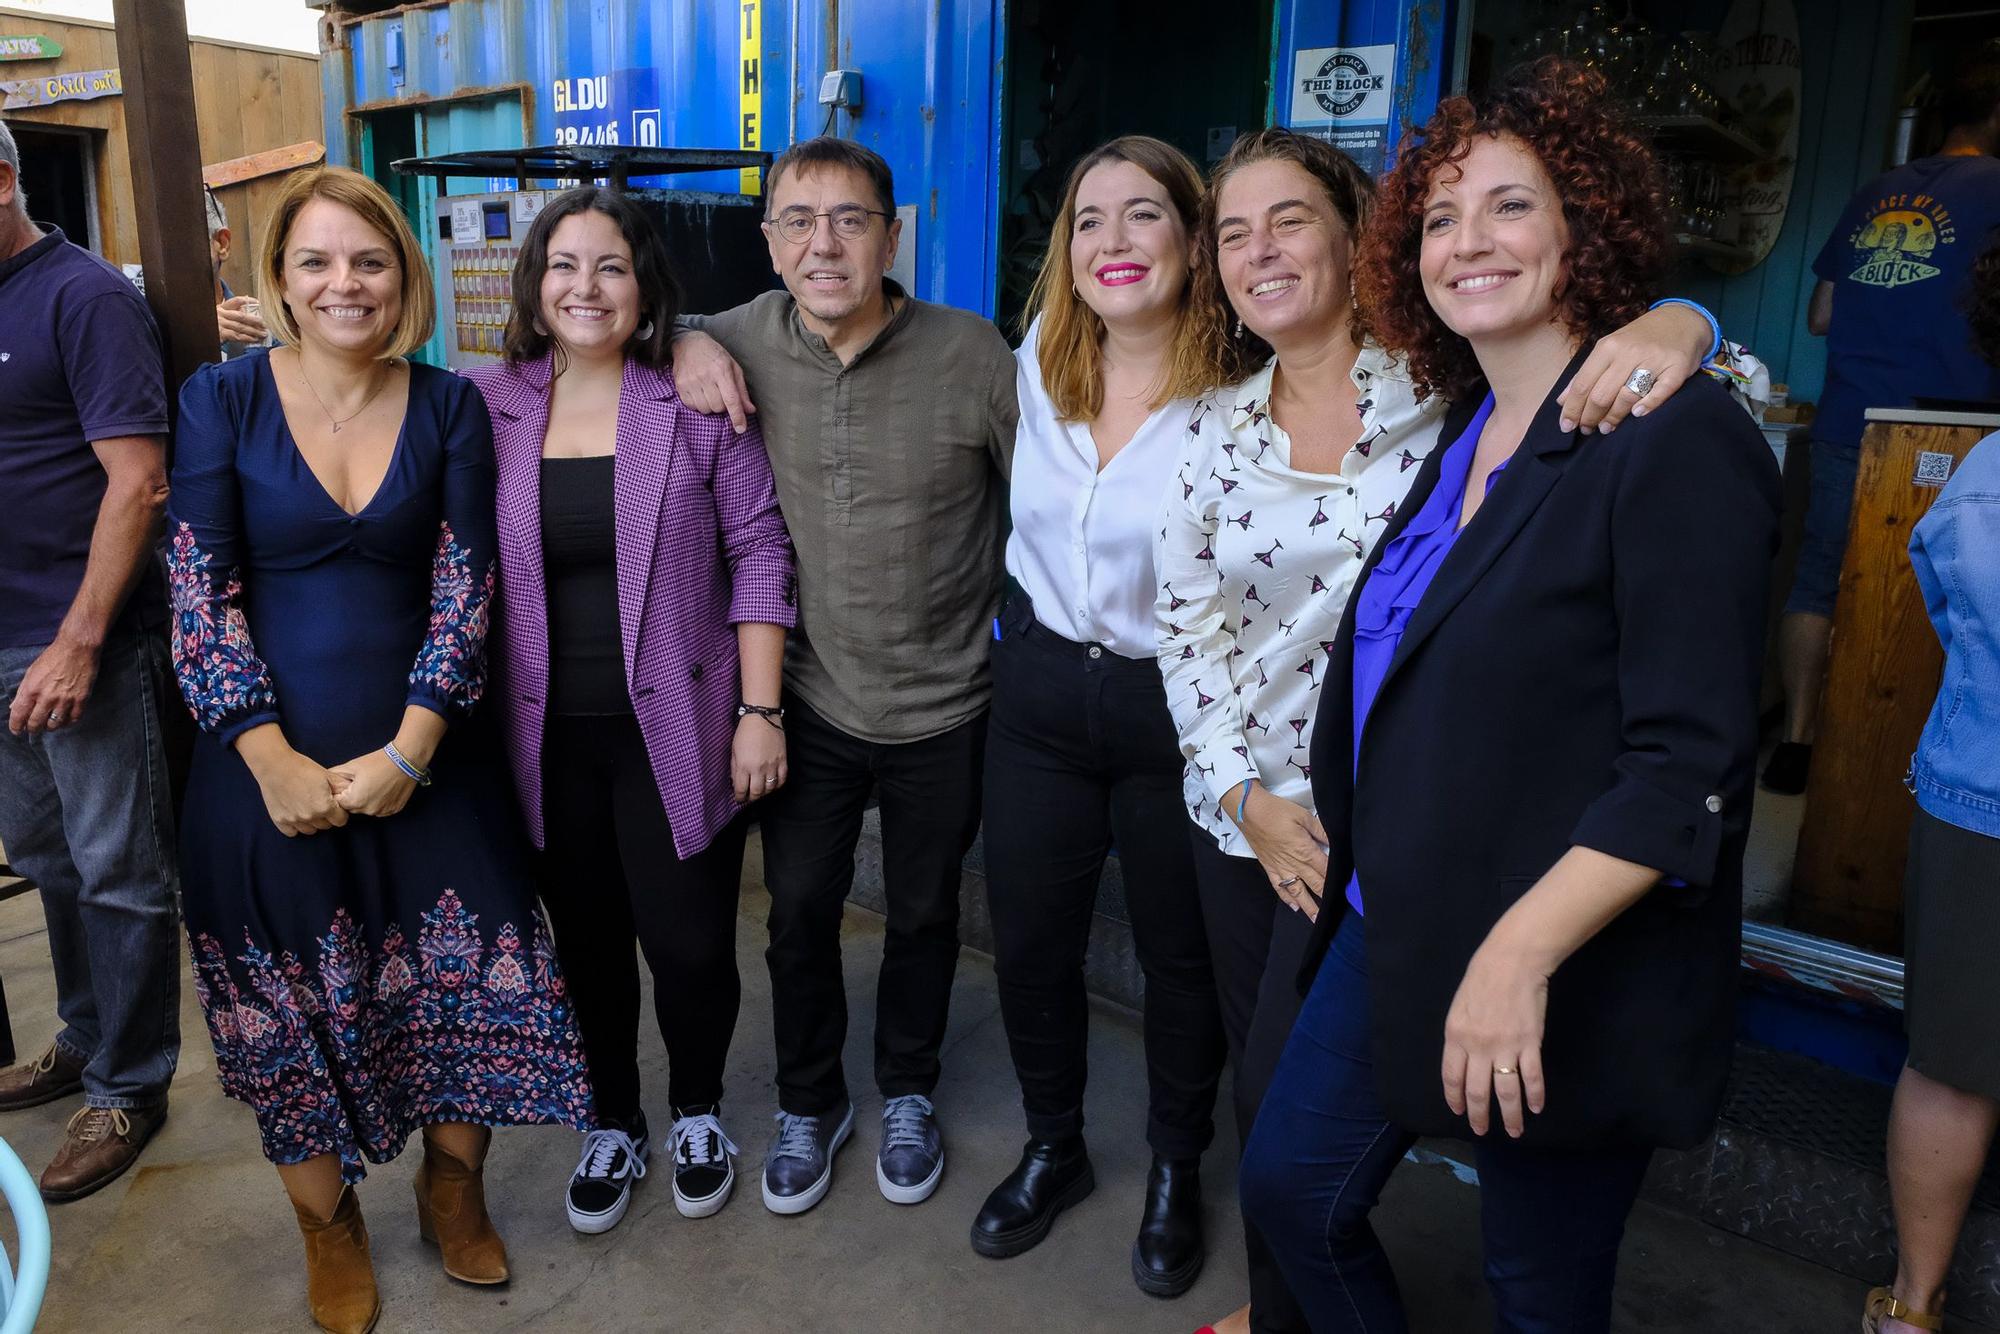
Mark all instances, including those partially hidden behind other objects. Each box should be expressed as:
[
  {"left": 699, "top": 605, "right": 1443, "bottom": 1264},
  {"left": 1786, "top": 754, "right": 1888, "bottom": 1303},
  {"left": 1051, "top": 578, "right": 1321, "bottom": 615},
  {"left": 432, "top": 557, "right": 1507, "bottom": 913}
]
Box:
[
  {"left": 1131, "top": 1154, "right": 1204, "bottom": 1297},
  {"left": 969, "top": 1135, "right": 1095, "bottom": 1259}
]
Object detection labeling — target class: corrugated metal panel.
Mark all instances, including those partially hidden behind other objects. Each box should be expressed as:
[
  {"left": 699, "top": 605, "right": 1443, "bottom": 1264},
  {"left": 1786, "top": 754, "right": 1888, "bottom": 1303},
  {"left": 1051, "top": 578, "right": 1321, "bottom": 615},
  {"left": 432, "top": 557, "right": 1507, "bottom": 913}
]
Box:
[
  {"left": 822, "top": 0, "right": 1005, "bottom": 314},
  {"left": 321, "top": 0, "right": 1004, "bottom": 312},
  {"left": 326, "top": 0, "right": 757, "bottom": 194}
]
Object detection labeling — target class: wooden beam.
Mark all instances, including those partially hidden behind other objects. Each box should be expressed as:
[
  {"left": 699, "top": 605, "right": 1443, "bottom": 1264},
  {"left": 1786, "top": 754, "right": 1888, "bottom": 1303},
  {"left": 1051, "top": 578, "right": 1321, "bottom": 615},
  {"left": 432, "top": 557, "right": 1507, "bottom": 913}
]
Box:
[
  {"left": 204, "top": 139, "right": 325, "bottom": 188},
  {"left": 110, "top": 0, "right": 216, "bottom": 418}
]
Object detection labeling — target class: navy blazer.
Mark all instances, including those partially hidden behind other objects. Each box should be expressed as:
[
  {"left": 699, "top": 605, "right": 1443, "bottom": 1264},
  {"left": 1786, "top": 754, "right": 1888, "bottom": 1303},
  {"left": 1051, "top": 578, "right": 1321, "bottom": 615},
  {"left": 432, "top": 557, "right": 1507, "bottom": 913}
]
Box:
[{"left": 1305, "top": 347, "right": 1781, "bottom": 1151}]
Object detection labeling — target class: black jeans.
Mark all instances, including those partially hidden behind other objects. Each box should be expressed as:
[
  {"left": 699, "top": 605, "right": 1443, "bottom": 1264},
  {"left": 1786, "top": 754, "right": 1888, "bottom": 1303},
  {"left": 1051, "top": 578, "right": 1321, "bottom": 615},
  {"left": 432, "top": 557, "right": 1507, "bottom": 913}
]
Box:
[
  {"left": 983, "top": 611, "right": 1226, "bottom": 1160},
  {"left": 1190, "top": 829, "right": 1315, "bottom": 1334},
  {"left": 759, "top": 694, "right": 986, "bottom": 1116},
  {"left": 537, "top": 713, "right": 748, "bottom": 1125}
]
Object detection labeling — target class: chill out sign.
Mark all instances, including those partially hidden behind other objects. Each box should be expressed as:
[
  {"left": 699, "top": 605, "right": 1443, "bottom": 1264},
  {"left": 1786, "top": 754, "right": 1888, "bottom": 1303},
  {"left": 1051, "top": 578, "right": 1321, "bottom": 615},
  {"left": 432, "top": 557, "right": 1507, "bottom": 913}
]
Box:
[{"left": 551, "top": 69, "right": 661, "bottom": 147}]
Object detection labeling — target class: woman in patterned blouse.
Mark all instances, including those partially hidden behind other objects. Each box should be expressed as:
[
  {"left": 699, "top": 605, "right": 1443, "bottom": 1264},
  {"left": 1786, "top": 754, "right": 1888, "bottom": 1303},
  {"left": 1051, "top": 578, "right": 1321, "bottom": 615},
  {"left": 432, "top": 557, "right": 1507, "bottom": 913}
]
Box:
[
  {"left": 1159, "top": 128, "right": 1721, "bottom": 1334},
  {"left": 167, "top": 167, "right": 592, "bottom": 1334}
]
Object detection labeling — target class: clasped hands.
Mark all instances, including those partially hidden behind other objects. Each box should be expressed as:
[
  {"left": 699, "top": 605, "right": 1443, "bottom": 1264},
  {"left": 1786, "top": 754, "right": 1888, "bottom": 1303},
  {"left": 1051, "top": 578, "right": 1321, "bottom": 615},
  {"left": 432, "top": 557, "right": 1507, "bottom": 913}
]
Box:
[{"left": 254, "top": 744, "right": 419, "bottom": 837}]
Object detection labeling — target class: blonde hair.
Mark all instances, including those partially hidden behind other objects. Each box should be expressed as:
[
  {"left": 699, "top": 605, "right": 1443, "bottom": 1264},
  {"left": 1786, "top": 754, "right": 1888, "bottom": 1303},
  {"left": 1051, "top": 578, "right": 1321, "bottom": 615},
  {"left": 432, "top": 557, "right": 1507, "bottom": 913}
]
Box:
[
  {"left": 256, "top": 166, "right": 435, "bottom": 360},
  {"left": 1025, "top": 136, "right": 1231, "bottom": 421}
]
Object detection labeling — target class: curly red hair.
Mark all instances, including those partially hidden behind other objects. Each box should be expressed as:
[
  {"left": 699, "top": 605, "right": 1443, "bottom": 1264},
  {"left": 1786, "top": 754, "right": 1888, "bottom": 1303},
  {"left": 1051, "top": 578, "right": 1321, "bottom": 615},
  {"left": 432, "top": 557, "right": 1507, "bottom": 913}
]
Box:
[{"left": 1356, "top": 58, "right": 1671, "bottom": 402}]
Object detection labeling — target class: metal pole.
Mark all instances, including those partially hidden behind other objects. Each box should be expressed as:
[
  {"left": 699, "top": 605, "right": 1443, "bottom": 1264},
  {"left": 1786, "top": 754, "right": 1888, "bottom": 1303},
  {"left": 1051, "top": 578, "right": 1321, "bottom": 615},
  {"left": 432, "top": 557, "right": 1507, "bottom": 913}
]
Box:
[{"left": 110, "top": 0, "right": 216, "bottom": 415}]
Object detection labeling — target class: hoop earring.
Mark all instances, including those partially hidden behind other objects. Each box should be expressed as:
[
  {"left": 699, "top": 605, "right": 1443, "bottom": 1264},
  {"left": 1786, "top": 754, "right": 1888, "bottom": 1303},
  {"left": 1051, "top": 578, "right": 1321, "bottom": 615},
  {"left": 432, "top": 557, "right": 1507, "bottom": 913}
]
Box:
[
  {"left": 636, "top": 317, "right": 656, "bottom": 341},
  {"left": 1234, "top": 318, "right": 1243, "bottom": 339},
  {"left": 533, "top": 317, "right": 549, "bottom": 337}
]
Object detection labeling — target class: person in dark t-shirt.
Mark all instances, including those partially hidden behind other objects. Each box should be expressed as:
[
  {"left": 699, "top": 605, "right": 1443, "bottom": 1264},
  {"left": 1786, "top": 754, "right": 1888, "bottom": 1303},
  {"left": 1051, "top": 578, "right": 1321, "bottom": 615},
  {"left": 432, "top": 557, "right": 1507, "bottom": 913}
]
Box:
[
  {"left": 1766, "top": 50, "right": 2000, "bottom": 795},
  {"left": 0, "top": 118, "right": 181, "bottom": 1201}
]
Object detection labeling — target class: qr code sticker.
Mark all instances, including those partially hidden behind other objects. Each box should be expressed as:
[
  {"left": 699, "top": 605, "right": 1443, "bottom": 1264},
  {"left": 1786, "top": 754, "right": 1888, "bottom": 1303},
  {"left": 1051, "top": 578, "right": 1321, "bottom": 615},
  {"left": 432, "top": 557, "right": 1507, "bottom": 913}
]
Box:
[{"left": 1914, "top": 451, "right": 1955, "bottom": 487}]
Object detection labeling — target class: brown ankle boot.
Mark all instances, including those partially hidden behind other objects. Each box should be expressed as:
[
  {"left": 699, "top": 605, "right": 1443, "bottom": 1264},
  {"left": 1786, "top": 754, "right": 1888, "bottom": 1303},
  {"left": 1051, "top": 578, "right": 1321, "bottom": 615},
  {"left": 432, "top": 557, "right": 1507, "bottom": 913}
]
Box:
[
  {"left": 292, "top": 1185, "right": 380, "bottom": 1334},
  {"left": 414, "top": 1136, "right": 510, "bottom": 1284}
]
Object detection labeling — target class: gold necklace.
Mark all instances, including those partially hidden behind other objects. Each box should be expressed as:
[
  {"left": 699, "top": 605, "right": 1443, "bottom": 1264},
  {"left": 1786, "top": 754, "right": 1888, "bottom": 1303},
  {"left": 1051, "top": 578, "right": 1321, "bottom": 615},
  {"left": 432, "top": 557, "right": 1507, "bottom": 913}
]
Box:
[{"left": 295, "top": 355, "right": 398, "bottom": 433}]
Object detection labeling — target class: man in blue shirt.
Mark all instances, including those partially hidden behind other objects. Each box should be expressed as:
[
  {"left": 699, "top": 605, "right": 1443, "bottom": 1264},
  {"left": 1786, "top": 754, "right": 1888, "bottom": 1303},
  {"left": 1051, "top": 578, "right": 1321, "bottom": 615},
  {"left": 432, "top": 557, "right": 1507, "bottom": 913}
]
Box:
[
  {"left": 0, "top": 119, "right": 181, "bottom": 1200},
  {"left": 1766, "top": 52, "right": 2000, "bottom": 794}
]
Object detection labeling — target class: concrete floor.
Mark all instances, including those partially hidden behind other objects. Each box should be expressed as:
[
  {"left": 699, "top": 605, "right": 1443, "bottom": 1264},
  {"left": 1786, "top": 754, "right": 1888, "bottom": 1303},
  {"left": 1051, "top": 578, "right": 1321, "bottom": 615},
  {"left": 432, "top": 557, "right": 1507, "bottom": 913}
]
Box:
[{"left": 0, "top": 839, "right": 1919, "bottom": 1333}]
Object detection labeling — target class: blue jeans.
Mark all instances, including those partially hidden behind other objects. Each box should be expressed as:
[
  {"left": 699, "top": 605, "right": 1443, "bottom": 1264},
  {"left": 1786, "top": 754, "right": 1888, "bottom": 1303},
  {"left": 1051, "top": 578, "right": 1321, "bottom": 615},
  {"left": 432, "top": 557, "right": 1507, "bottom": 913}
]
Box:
[
  {"left": 0, "top": 634, "right": 181, "bottom": 1107},
  {"left": 1239, "top": 916, "right": 1652, "bottom": 1333},
  {"left": 1783, "top": 437, "right": 1861, "bottom": 619}
]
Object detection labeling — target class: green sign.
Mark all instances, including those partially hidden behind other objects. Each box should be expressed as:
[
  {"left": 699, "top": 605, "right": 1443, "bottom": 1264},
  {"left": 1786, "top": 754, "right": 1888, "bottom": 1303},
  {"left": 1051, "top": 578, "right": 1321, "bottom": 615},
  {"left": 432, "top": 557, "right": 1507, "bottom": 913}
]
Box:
[
  {"left": 1, "top": 66, "right": 121, "bottom": 111},
  {"left": 0, "top": 35, "right": 61, "bottom": 62}
]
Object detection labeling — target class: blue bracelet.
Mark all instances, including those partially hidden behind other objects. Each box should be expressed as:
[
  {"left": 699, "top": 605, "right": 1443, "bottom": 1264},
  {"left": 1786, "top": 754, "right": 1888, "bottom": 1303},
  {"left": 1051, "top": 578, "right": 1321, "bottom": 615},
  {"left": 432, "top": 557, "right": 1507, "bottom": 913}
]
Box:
[
  {"left": 1235, "top": 778, "right": 1255, "bottom": 823},
  {"left": 1649, "top": 297, "right": 1723, "bottom": 364},
  {"left": 383, "top": 741, "right": 432, "bottom": 787}
]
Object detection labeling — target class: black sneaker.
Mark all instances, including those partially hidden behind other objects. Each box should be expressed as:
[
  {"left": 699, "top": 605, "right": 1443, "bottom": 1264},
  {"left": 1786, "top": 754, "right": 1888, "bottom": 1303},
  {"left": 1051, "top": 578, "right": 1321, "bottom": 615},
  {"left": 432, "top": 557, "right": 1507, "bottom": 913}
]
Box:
[
  {"left": 669, "top": 1103, "right": 739, "bottom": 1219},
  {"left": 1761, "top": 741, "right": 1812, "bottom": 795},
  {"left": 566, "top": 1118, "right": 649, "bottom": 1235}
]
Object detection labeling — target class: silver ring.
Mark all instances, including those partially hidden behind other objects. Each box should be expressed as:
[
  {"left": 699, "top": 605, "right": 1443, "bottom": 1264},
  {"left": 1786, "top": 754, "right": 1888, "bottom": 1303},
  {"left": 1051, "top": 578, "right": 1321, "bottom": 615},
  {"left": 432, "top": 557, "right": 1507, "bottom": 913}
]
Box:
[
  {"left": 1278, "top": 876, "right": 1299, "bottom": 888},
  {"left": 1623, "top": 368, "right": 1657, "bottom": 396},
  {"left": 1493, "top": 1065, "right": 1517, "bottom": 1076},
  {"left": 46, "top": 712, "right": 63, "bottom": 725}
]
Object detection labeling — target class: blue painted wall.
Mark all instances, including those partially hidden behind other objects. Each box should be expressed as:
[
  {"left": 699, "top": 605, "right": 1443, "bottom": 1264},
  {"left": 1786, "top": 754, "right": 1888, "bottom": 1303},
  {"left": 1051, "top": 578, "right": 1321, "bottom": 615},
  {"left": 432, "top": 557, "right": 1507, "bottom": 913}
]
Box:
[{"left": 1667, "top": 0, "right": 1913, "bottom": 406}]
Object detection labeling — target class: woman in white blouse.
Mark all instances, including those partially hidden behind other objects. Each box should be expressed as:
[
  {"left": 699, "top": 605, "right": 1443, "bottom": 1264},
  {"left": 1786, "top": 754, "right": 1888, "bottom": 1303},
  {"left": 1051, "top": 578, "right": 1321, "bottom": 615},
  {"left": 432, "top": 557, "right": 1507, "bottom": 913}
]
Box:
[
  {"left": 970, "top": 136, "right": 1232, "bottom": 1297},
  {"left": 1161, "top": 127, "right": 1723, "bottom": 1334}
]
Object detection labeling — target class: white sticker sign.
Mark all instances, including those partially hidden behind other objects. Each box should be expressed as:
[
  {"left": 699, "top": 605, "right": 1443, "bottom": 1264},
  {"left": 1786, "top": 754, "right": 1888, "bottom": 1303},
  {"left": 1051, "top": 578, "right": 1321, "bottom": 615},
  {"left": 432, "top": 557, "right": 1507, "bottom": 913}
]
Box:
[
  {"left": 1291, "top": 45, "right": 1395, "bottom": 128},
  {"left": 449, "top": 200, "right": 482, "bottom": 244},
  {"left": 512, "top": 190, "right": 547, "bottom": 225}
]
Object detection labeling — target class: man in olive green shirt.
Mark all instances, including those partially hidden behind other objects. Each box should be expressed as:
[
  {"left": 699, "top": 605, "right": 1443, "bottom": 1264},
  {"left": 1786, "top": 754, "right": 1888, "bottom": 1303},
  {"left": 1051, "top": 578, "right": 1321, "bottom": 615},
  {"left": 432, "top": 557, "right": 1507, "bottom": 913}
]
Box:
[{"left": 676, "top": 137, "right": 1017, "bottom": 1218}]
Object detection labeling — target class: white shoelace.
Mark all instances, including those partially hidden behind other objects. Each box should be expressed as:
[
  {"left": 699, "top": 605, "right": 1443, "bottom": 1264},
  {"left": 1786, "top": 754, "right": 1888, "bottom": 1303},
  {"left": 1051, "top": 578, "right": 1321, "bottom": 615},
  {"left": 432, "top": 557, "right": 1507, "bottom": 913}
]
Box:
[
  {"left": 881, "top": 1094, "right": 935, "bottom": 1152},
  {"left": 770, "top": 1110, "right": 823, "bottom": 1162},
  {"left": 574, "top": 1127, "right": 647, "bottom": 1183},
  {"left": 671, "top": 1111, "right": 739, "bottom": 1168}
]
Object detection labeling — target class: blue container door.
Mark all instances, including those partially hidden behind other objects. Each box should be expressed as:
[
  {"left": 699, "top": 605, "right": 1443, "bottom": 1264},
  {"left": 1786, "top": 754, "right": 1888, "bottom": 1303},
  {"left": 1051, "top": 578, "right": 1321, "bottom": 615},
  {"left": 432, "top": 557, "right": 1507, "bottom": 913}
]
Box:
[
  {"left": 814, "top": 0, "right": 1007, "bottom": 316},
  {"left": 359, "top": 93, "right": 526, "bottom": 365}
]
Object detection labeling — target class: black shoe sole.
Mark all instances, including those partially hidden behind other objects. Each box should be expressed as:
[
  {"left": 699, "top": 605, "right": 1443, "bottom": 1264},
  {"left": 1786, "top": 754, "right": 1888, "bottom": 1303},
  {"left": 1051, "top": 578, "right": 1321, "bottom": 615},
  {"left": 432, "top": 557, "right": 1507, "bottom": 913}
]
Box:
[
  {"left": 1130, "top": 1237, "right": 1205, "bottom": 1299},
  {"left": 969, "top": 1163, "right": 1097, "bottom": 1259}
]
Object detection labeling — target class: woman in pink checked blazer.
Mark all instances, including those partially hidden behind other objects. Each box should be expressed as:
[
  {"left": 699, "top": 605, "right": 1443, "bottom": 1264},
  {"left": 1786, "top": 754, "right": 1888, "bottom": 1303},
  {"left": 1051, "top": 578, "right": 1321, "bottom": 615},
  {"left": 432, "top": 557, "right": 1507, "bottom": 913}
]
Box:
[{"left": 464, "top": 187, "right": 796, "bottom": 1237}]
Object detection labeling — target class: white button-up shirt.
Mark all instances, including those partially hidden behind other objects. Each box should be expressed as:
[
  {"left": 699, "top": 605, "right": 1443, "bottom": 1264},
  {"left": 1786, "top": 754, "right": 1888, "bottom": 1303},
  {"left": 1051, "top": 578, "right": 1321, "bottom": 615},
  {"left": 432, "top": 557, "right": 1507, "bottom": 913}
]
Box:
[
  {"left": 1156, "top": 342, "right": 1449, "bottom": 856},
  {"left": 1005, "top": 317, "right": 1196, "bottom": 658}
]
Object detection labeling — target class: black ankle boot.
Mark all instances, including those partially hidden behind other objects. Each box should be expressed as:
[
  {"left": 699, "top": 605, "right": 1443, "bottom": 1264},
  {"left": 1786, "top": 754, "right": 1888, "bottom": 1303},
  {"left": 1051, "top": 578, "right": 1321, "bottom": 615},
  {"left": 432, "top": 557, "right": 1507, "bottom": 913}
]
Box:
[
  {"left": 969, "top": 1135, "right": 1095, "bottom": 1259},
  {"left": 1131, "top": 1154, "right": 1203, "bottom": 1297}
]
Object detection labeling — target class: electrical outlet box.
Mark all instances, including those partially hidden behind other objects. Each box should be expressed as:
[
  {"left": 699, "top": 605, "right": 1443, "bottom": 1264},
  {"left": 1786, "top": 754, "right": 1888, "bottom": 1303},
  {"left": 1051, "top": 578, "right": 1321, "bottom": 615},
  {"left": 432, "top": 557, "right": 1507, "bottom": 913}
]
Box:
[{"left": 818, "top": 69, "right": 862, "bottom": 110}]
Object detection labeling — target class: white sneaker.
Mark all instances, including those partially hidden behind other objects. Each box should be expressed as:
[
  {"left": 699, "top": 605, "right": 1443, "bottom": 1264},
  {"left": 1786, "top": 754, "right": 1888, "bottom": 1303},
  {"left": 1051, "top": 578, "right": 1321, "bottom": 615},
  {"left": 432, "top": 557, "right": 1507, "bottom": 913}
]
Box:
[{"left": 566, "top": 1124, "right": 649, "bottom": 1234}]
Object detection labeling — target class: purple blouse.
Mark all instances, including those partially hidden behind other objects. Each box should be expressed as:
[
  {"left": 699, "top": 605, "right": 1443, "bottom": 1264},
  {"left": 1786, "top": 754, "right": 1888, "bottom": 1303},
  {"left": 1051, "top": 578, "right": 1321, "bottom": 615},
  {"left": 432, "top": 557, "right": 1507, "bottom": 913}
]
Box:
[{"left": 1345, "top": 394, "right": 1500, "bottom": 914}]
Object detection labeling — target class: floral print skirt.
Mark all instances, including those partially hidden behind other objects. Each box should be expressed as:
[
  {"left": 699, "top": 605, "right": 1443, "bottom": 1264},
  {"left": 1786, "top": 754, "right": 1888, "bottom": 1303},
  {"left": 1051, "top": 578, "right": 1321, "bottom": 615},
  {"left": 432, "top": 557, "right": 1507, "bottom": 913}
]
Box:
[{"left": 179, "top": 722, "right": 593, "bottom": 1182}]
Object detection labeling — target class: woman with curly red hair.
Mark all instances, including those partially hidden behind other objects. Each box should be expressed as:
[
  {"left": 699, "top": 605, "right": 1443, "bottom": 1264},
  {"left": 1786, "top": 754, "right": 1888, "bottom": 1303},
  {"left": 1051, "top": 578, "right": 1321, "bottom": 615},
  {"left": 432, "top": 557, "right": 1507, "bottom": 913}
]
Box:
[
  {"left": 1236, "top": 60, "right": 1780, "bottom": 1329},
  {"left": 1159, "top": 121, "right": 1726, "bottom": 1334}
]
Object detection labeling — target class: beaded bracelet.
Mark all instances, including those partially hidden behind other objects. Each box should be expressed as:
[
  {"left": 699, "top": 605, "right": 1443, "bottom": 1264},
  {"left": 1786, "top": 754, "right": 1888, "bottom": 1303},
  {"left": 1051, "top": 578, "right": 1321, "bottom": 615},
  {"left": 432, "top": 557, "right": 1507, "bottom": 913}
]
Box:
[{"left": 383, "top": 741, "right": 432, "bottom": 787}]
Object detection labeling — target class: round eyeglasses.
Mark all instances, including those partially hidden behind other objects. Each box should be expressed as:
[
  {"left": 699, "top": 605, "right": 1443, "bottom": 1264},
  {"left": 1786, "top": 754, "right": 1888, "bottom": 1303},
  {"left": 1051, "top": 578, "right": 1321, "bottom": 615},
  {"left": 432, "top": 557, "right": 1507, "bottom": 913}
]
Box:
[{"left": 768, "top": 207, "right": 893, "bottom": 244}]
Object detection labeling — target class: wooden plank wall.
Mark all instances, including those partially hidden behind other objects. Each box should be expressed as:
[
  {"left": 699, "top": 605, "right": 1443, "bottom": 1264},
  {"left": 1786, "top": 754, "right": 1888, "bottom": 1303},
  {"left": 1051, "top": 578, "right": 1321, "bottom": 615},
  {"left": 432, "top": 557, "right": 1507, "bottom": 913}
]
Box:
[{"left": 0, "top": 7, "right": 319, "bottom": 298}]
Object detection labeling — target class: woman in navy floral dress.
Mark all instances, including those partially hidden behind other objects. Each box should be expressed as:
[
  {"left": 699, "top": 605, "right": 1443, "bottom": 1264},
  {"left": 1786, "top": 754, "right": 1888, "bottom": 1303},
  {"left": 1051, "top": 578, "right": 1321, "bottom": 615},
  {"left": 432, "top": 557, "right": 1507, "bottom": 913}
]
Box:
[{"left": 167, "top": 167, "right": 591, "bottom": 1334}]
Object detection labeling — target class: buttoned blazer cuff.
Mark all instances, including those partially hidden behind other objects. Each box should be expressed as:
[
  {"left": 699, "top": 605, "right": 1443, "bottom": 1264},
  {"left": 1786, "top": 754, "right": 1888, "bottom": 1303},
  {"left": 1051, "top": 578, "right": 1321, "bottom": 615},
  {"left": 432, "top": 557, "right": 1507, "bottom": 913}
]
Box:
[{"left": 1568, "top": 774, "right": 1724, "bottom": 890}]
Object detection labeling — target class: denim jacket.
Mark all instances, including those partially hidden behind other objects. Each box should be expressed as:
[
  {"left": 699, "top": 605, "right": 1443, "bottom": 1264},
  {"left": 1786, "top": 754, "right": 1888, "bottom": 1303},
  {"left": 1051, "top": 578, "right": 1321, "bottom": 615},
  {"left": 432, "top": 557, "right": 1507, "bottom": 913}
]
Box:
[{"left": 1907, "top": 434, "right": 2000, "bottom": 838}]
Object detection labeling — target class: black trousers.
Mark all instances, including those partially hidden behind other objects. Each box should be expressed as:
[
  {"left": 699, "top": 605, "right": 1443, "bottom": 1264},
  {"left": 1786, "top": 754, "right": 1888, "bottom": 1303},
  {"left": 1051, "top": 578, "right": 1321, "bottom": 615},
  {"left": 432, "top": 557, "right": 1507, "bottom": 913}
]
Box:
[
  {"left": 1190, "top": 830, "right": 1314, "bottom": 1334},
  {"left": 759, "top": 694, "right": 986, "bottom": 1116},
  {"left": 983, "top": 612, "right": 1226, "bottom": 1160},
  {"left": 537, "top": 713, "right": 748, "bottom": 1126}
]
